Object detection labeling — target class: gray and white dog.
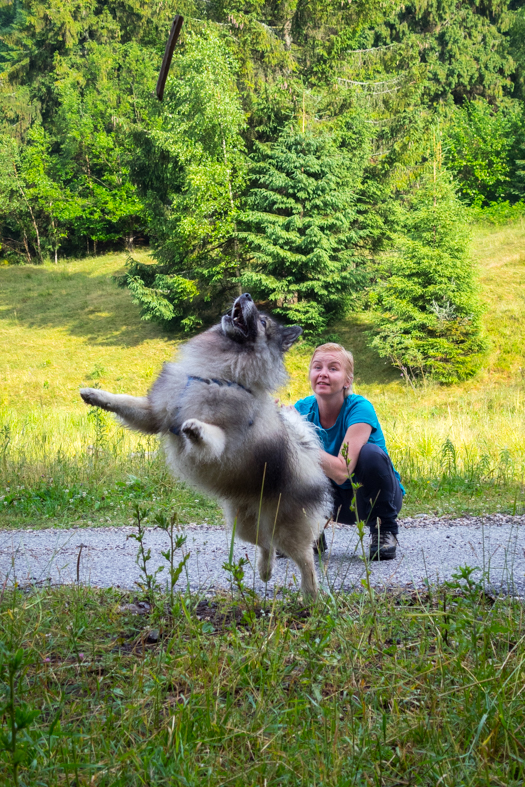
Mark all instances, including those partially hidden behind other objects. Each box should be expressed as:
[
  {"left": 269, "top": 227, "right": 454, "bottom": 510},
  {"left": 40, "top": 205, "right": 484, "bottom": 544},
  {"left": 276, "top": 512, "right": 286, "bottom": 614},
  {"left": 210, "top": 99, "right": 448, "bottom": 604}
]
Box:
[{"left": 80, "top": 293, "right": 332, "bottom": 599}]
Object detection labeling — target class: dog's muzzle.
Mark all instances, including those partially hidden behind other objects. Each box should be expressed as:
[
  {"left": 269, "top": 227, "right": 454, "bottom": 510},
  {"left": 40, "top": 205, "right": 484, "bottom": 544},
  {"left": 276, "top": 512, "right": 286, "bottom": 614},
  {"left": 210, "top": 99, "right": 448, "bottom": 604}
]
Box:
[{"left": 221, "top": 293, "right": 258, "bottom": 342}]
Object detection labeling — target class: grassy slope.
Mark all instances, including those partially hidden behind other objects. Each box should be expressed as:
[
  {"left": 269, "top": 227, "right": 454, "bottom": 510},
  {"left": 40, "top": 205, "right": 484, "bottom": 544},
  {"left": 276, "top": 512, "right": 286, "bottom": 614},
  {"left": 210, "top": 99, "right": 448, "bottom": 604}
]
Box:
[
  {"left": 0, "top": 251, "right": 223, "bottom": 527},
  {"left": 0, "top": 250, "right": 174, "bottom": 410},
  {"left": 0, "top": 221, "right": 524, "bottom": 527},
  {"left": 474, "top": 218, "right": 525, "bottom": 377}
]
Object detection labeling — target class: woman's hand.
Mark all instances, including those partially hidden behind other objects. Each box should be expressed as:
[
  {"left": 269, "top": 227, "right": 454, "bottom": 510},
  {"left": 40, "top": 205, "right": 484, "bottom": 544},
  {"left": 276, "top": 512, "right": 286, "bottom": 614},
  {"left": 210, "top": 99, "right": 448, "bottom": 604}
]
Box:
[
  {"left": 275, "top": 398, "right": 294, "bottom": 410},
  {"left": 320, "top": 423, "right": 372, "bottom": 485}
]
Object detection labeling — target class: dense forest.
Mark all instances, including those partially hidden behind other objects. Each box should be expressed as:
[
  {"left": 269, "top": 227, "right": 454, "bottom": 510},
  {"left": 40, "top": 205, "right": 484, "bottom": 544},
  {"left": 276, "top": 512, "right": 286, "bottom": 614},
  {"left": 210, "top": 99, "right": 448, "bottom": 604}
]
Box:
[{"left": 1, "top": 0, "right": 524, "bottom": 381}]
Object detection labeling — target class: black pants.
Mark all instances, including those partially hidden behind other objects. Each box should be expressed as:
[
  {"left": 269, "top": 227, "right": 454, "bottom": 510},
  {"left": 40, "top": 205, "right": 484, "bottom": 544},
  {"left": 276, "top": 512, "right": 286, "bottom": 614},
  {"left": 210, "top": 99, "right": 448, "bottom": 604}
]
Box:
[{"left": 331, "top": 444, "right": 403, "bottom": 535}]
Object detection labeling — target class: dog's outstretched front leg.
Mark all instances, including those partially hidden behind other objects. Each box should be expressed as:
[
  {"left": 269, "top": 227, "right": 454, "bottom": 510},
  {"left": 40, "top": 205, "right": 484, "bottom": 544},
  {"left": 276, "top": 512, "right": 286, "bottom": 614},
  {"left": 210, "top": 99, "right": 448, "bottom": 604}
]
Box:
[
  {"left": 79, "top": 389, "right": 159, "bottom": 434},
  {"left": 180, "top": 418, "right": 226, "bottom": 460}
]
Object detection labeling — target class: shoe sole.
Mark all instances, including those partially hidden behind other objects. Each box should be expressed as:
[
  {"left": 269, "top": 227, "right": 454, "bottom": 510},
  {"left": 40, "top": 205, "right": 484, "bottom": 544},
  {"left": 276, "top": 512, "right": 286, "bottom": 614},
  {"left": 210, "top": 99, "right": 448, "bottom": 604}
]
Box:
[{"left": 369, "top": 550, "right": 397, "bottom": 561}]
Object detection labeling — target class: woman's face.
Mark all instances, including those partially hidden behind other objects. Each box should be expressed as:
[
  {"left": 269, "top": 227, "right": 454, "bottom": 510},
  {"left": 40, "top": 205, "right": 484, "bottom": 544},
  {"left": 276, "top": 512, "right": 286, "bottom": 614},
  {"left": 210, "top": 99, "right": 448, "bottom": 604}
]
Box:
[{"left": 309, "top": 352, "right": 351, "bottom": 399}]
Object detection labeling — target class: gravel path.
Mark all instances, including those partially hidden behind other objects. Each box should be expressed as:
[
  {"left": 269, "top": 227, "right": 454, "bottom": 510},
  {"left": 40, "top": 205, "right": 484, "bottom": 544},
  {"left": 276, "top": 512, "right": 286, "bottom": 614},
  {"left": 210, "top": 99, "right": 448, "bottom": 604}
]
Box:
[{"left": 1, "top": 514, "right": 524, "bottom": 597}]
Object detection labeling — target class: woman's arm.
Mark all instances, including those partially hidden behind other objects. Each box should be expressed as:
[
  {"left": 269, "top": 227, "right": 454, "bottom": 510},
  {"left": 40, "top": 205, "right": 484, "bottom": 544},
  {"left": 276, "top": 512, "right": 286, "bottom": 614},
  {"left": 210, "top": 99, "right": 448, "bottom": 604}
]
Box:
[{"left": 320, "top": 423, "right": 372, "bottom": 486}]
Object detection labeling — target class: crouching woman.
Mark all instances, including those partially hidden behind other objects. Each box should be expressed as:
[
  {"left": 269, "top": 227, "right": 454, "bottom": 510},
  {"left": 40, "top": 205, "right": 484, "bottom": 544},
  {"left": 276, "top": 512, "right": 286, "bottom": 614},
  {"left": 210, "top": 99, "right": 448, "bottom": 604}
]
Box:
[{"left": 295, "top": 343, "right": 404, "bottom": 560}]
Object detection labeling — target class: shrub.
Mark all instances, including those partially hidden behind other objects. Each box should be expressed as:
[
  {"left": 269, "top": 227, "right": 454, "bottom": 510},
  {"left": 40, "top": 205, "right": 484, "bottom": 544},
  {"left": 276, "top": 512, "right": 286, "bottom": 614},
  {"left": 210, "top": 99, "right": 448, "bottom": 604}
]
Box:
[{"left": 443, "top": 99, "right": 522, "bottom": 205}]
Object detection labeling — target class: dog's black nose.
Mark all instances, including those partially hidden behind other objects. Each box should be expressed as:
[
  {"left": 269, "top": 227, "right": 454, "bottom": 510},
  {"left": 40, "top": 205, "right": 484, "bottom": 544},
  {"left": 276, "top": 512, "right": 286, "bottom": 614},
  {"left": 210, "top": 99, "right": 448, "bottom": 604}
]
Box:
[{"left": 240, "top": 293, "right": 252, "bottom": 302}]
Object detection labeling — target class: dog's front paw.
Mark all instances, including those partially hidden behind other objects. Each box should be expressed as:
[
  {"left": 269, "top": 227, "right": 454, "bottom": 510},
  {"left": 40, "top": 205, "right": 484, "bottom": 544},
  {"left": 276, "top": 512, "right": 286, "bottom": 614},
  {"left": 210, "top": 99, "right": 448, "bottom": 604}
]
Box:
[
  {"left": 180, "top": 419, "right": 226, "bottom": 458},
  {"left": 180, "top": 418, "right": 204, "bottom": 442},
  {"left": 79, "top": 388, "right": 111, "bottom": 410}
]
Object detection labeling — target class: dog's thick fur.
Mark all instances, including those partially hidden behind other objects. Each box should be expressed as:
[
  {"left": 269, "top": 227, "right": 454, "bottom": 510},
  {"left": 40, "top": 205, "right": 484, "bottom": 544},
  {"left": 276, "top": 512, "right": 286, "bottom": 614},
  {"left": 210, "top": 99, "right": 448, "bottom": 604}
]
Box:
[{"left": 80, "top": 293, "right": 332, "bottom": 599}]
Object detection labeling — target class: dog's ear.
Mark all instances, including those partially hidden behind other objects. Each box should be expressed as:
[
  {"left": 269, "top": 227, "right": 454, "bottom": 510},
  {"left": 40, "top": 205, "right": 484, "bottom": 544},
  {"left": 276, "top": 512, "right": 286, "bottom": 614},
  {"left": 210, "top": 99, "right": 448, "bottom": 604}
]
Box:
[{"left": 281, "top": 325, "right": 303, "bottom": 351}]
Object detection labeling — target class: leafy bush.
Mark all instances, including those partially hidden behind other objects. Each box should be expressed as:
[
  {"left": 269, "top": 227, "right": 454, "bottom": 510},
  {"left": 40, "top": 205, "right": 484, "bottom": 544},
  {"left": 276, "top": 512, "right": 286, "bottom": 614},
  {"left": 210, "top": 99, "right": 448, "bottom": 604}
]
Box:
[
  {"left": 0, "top": 36, "right": 152, "bottom": 261},
  {"left": 443, "top": 99, "right": 523, "bottom": 205},
  {"left": 470, "top": 200, "right": 525, "bottom": 226}
]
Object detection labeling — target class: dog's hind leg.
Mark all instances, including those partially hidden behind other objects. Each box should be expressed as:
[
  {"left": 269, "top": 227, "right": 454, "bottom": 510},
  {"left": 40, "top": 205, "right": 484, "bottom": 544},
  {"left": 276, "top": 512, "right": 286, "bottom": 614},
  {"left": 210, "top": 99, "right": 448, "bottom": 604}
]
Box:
[
  {"left": 282, "top": 543, "right": 318, "bottom": 601},
  {"left": 226, "top": 507, "right": 276, "bottom": 584},
  {"left": 80, "top": 389, "right": 159, "bottom": 433},
  {"left": 257, "top": 546, "right": 276, "bottom": 583}
]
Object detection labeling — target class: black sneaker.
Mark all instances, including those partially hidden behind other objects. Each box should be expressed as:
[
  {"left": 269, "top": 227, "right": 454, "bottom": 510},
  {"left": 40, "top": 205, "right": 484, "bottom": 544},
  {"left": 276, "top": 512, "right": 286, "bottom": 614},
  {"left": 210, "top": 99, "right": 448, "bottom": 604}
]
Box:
[
  {"left": 313, "top": 531, "right": 327, "bottom": 555},
  {"left": 369, "top": 530, "right": 398, "bottom": 561}
]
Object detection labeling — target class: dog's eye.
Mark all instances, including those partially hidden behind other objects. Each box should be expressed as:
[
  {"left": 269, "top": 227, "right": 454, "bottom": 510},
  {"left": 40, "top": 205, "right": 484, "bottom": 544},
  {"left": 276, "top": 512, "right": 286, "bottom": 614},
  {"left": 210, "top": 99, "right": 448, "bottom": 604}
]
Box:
[{"left": 260, "top": 318, "right": 267, "bottom": 328}]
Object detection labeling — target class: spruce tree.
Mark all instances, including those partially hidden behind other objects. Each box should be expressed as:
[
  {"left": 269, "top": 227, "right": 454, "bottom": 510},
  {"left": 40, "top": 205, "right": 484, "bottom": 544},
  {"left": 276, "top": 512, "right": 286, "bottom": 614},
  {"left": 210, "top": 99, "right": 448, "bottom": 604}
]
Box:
[
  {"left": 240, "top": 131, "right": 368, "bottom": 335},
  {"left": 369, "top": 155, "right": 486, "bottom": 383}
]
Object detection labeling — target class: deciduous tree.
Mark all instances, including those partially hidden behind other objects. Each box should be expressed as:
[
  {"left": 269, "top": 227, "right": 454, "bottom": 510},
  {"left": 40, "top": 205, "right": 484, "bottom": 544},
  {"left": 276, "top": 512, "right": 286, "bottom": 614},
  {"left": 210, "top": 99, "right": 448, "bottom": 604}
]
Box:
[{"left": 124, "top": 31, "right": 247, "bottom": 330}]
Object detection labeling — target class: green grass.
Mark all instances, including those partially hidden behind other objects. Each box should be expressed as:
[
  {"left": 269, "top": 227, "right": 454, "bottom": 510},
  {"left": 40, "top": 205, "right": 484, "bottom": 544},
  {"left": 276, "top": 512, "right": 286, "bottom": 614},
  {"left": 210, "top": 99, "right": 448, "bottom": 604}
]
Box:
[
  {"left": 1, "top": 220, "right": 525, "bottom": 528},
  {"left": 1, "top": 576, "right": 524, "bottom": 786}
]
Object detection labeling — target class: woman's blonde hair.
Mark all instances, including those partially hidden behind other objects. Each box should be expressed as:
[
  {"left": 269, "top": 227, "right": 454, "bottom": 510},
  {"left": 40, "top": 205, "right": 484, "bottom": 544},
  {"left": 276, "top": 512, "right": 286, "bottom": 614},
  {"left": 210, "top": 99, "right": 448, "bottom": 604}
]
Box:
[{"left": 309, "top": 343, "right": 354, "bottom": 397}]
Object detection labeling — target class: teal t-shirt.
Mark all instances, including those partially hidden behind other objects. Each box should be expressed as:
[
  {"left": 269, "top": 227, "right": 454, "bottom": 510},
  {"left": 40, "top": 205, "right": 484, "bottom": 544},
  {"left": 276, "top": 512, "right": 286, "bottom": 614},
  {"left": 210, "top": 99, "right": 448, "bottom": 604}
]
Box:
[{"left": 294, "top": 394, "right": 404, "bottom": 492}]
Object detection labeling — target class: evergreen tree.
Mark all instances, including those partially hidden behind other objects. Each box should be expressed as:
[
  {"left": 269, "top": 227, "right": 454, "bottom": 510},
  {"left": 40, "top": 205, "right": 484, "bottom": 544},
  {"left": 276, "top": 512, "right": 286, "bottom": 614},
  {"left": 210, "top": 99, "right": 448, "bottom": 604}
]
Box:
[
  {"left": 239, "top": 130, "right": 369, "bottom": 335},
  {"left": 369, "top": 150, "right": 486, "bottom": 383},
  {"left": 0, "top": 0, "right": 523, "bottom": 357},
  {"left": 371, "top": 0, "right": 515, "bottom": 107},
  {"left": 509, "top": 4, "right": 525, "bottom": 102}
]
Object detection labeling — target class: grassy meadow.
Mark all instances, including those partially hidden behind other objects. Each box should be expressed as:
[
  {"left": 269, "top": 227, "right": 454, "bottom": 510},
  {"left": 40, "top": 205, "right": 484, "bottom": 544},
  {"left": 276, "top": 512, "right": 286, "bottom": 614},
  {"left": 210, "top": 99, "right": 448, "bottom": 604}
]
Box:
[
  {"left": 1, "top": 220, "right": 525, "bottom": 527},
  {"left": 1, "top": 222, "right": 525, "bottom": 787}
]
